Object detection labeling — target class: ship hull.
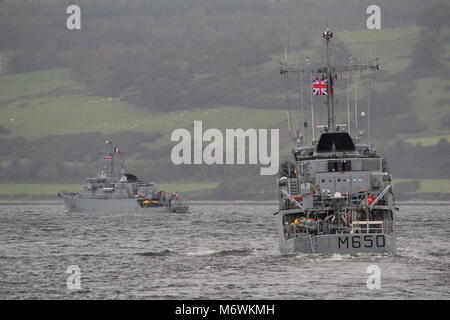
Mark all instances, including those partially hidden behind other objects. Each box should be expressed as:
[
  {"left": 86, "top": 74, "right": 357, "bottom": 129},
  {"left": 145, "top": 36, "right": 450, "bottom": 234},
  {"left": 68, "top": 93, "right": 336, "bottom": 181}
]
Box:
[
  {"left": 280, "top": 233, "right": 396, "bottom": 254},
  {"left": 60, "top": 194, "right": 187, "bottom": 213}
]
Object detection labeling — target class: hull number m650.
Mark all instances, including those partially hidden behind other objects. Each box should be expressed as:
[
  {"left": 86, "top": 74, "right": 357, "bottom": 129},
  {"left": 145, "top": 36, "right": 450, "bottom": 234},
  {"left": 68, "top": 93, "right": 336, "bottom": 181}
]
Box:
[{"left": 338, "top": 235, "right": 385, "bottom": 249}]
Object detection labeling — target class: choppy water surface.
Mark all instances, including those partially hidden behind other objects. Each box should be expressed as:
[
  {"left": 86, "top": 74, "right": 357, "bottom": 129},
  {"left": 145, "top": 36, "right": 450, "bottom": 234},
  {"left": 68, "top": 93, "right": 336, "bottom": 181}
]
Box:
[{"left": 0, "top": 203, "right": 448, "bottom": 299}]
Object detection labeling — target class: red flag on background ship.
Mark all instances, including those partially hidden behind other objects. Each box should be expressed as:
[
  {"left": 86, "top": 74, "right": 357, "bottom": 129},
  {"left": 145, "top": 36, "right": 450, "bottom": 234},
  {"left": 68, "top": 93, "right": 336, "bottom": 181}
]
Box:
[
  {"left": 329, "top": 74, "right": 334, "bottom": 96},
  {"left": 114, "top": 147, "right": 122, "bottom": 154}
]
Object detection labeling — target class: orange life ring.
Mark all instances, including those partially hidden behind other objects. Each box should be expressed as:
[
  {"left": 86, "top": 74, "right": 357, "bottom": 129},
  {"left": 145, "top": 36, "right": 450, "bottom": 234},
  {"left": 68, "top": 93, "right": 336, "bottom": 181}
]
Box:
[{"left": 368, "top": 194, "right": 377, "bottom": 205}]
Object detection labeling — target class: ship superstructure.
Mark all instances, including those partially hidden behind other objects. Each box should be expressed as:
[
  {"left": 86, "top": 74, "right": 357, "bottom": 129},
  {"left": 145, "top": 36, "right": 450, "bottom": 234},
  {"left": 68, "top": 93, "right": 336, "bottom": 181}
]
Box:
[
  {"left": 276, "top": 29, "right": 397, "bottom": 254},
  {"left": 59, "top": 140, "right": 188, "bottom": 213}
]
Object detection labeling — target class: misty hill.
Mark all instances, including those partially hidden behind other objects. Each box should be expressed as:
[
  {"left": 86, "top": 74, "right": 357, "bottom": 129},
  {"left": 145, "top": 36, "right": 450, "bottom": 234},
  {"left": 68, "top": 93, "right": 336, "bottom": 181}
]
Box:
[{"left": 0, "top": 0, "right": 449, "bottom": 199}]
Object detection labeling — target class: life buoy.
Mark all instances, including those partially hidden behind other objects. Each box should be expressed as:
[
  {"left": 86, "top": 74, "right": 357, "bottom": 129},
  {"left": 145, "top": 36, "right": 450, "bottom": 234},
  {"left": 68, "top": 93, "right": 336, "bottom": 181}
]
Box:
[{"left": 291, "top": 217, "right": 315, "bottom": 225}]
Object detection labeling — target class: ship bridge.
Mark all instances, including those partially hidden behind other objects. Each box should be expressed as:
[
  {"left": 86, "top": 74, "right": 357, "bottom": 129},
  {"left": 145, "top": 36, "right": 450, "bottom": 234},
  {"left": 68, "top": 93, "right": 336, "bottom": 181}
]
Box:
[
  {"left": 286, "top": 133, "right": 391, "bottom": 195},
  {"left": 293, "top": 132, "right": 377, "bottom": 160}
]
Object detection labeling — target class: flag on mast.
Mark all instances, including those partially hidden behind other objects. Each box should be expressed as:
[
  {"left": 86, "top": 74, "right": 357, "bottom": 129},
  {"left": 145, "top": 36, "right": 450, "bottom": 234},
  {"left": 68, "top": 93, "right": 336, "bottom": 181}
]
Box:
[
  {"left": 114, "top": 146, "right": 122, "bottom": 154},
  {"left": 312, "top": 78, "right": 328, "bottom": 96}
]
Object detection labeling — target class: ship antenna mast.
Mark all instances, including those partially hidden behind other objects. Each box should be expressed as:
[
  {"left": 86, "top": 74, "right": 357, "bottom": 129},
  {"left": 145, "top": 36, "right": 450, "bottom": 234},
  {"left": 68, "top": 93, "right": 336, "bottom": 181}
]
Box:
[
  {"left": 106, "top": 139, "right": 114, "bottom": 178},
  {"left": 323, "top": 28, "right": 335, "bottom": 132},
  {"left": 280, "top": 28, "right": 379, "bottom": 139}
]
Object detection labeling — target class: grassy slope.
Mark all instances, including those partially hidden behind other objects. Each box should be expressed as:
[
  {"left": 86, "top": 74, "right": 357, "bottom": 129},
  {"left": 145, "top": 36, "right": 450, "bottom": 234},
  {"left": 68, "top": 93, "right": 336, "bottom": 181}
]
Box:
[
  {"left": 0, "top": 69, "right": 285, "bottom": 148},
  {"left": 0, "top": 183, "right": 83, "bottom": 196},
  {"left": 394, "top": 179, "right": 450, "bottom": 194}
]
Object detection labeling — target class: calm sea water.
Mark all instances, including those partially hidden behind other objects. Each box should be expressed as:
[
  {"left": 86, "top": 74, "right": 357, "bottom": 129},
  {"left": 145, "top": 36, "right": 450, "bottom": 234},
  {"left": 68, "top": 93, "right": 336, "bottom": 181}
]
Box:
[{"left": 0, "top": 203, "right": 448, "bottom": 299}]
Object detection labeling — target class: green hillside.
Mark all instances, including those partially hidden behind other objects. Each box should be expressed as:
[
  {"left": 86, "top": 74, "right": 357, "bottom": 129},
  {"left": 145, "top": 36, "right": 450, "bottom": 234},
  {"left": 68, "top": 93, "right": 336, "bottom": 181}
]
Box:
[
  {"left": 0, "top": 69, "right": 285, "bottom": 148},
  {"left": 0, "top": 182, "right": 218, "bottom": 199}
]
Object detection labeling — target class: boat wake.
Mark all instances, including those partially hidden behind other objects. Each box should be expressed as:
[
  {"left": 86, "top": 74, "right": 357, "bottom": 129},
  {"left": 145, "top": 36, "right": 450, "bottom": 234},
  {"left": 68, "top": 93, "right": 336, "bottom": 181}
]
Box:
[
  {"left": 185, "top": 248, "right": 254, "bottom": 257},
  {"left": 135, "top": 249, "right": 175, "bottom": 257}
]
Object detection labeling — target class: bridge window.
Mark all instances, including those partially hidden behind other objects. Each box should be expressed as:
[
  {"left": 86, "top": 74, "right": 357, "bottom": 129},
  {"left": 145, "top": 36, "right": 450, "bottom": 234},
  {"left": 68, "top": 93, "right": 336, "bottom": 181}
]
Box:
[{"left": 328, "top": 160, "right": 352, "bottom": 172}]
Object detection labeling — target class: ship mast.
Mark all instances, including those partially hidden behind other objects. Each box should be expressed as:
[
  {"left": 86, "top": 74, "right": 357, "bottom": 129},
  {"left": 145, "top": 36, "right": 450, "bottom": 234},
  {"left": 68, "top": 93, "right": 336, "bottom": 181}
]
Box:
[
  {"left": 324, "top": 29, "right": 335, "bottom": 132},
  {"left": 280, "top": 28, "right": 379, "bottom": 136},
  {"left": 106, "top": 140, "right": 114, "bottom": 178}
]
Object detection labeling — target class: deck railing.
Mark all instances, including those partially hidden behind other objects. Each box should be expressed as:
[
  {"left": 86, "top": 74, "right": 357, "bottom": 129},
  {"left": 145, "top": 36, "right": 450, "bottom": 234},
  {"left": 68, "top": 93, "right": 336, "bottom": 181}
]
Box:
[{"left": 351, "top": 220, "right": 384, "bottom": 233}]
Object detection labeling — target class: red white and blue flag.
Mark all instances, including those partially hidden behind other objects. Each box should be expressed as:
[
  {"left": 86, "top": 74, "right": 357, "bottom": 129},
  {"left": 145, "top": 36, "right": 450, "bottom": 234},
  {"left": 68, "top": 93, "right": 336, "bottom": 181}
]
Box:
[
  {"left": 104, "top": 156, "right": 112, "bottom": 161},
  {"left": 312, "top": 78, "right": 328, "bottom": 96}
]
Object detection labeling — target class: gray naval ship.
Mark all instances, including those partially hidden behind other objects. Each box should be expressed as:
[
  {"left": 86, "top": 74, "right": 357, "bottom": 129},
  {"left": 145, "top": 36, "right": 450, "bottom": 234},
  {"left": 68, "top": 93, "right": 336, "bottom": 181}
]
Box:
[
  {"left": 276, "top": 29, "right": 397, "bottom": 254},
  {"left": 59, "top": 141, "right": 188, "bottom": 213}
]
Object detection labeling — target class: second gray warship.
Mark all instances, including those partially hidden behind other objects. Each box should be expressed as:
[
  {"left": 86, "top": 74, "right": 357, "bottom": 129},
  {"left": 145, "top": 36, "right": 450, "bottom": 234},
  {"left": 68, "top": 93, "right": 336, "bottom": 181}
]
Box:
[
  {"left": 276, "top": 29, "right": 397, "bottom": 254},
  {"left": 59, "top": 141, "right": 188, "bottom": 213}
]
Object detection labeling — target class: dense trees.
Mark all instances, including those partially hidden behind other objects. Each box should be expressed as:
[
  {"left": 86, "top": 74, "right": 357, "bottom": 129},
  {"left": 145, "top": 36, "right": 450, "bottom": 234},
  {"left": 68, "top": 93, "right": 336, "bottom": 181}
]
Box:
[
  {"left": 0, "top": 132, "right": 159, "bottom": 182},
  {"left": 382, "top": 138, "right": 450, "bottom": 179}
]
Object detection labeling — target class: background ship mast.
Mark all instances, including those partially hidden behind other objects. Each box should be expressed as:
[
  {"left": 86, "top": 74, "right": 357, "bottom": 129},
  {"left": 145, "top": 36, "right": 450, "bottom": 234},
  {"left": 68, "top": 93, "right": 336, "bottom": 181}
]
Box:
[{"left": 106, "top": 140, "right": 114, "bottom": 178}]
